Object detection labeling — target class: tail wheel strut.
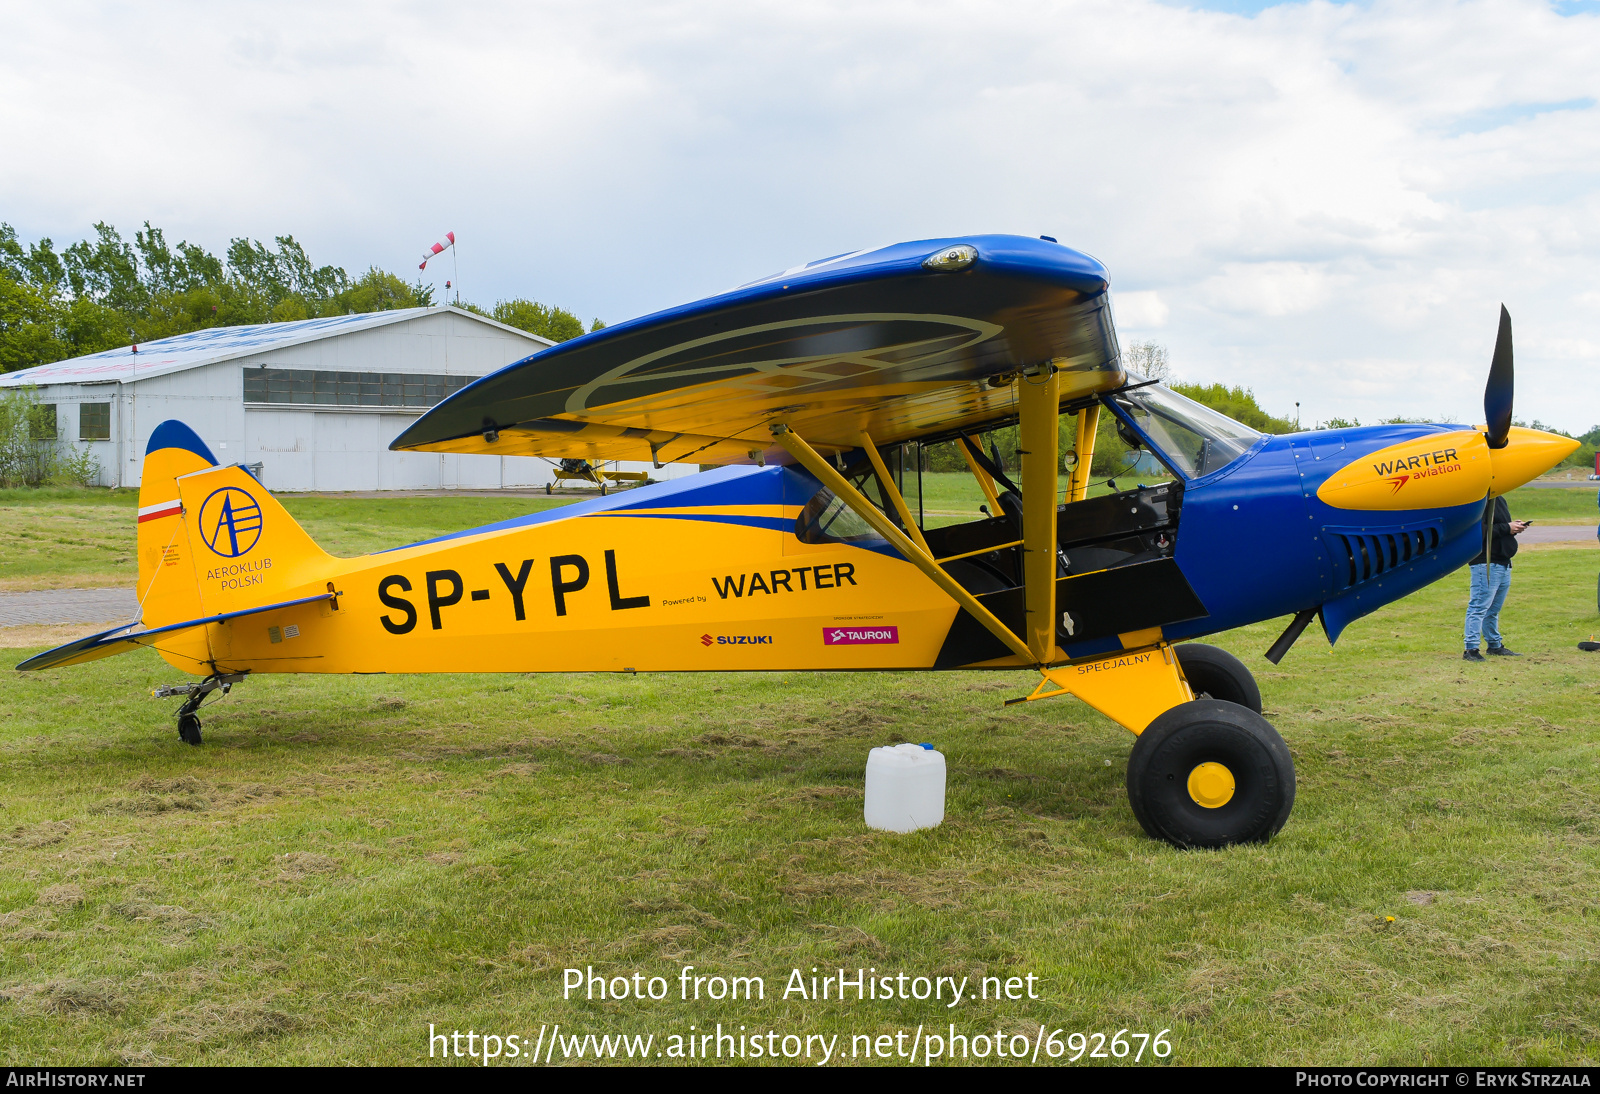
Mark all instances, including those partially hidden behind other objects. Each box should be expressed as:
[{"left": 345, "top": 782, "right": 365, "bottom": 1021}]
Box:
[{"left": 154, "top": 673, "right": 245, "bottom": 747}]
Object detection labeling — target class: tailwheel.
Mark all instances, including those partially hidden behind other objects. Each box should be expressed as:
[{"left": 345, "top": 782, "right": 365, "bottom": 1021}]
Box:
[
  {"left": 177, "top": 711, "right": 203, "bottom": 746},
  {"left": 1174, "top": 643, "right": 1262, "bottom": 713},
  {"left": 1126, "top": 699, "right": 1294, "bottom": 849}
]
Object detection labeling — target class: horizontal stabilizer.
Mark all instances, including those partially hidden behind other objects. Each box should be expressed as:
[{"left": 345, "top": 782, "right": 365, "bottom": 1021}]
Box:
[{"left": 15, "top": 592, "right": 334, "bottom": 672}]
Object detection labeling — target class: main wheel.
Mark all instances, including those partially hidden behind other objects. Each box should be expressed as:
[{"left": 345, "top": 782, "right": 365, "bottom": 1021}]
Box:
[
  {"left": 1175, "top": 643, "right": 1262, "bottom": 714},
  {"left": 1126, "top": 699, "right": 1293, "bottom": 848},
  {"left": 545, "top": 483, "right": 553, "bottom": 495}
]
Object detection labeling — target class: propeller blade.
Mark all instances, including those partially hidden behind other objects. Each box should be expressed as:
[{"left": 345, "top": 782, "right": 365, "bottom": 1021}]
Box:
[{"left": 1484, "top": 305, "right": 1513, "bottom": 449}]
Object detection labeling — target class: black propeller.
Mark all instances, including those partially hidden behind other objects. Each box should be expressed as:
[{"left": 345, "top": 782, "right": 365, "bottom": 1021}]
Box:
[
  {"left": 1480, "top": 305, "right": 1514, "bottom": 565},
  {"left": 1484, "top": 305, "right": 1514, "bottom": 450}
]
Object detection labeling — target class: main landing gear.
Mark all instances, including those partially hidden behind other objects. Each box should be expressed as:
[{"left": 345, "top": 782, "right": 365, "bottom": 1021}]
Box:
[
  {"left": 1127, "top": 646, "right": 1291, "bottom": 848},
  {"left": 1126, "top": 698, "right": 1295, "bottom": 848},
  {"left": 153, "top": 673, "right": 245, "bottom": 746},
  {"left": 1016, "top": 640, "right": 1293, "bottom": 848}
]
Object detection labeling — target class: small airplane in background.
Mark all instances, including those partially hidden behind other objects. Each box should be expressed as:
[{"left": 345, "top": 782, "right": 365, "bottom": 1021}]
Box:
[{"left": 19, "top": 236, "right": 1576, "bottom": 849}]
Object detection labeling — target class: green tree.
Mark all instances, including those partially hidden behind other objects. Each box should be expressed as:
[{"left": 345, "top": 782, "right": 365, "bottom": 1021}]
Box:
[
  {"left": 1171, "top": 382, "right": 1296, "bottom": 433},
  {"left": 490, "top": 299, "right": 587, "bottom": 343},
  {"left": 0, "top": 221, "right": 446, "bottom": 373},
  {"left": 333, "top": 268, "right": 432, "bottom": 314}
]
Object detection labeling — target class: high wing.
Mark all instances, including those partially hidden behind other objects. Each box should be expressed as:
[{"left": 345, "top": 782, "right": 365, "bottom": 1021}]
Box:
[{"left": 390, "top": 235, "right": 1124, "bottom": 465}]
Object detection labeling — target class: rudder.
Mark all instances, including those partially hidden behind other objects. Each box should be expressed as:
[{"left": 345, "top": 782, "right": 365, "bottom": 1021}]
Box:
[{"left": 139, "top": 420, "right": 334, "bottom": 627}]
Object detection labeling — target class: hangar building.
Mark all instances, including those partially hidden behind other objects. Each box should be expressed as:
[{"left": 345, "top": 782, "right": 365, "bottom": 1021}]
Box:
[{"left": 0, "top": 307, "right": 686, "bottom": 492}]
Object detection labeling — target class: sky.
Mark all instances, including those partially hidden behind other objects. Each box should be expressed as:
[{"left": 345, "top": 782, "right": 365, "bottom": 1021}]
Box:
[{"left": 2, "top": 0, "right": 1597, "bottom": 433}]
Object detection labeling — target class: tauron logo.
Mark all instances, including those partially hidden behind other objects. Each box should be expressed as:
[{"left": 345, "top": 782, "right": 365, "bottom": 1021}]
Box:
[
  {"left": 823, "top": 626, "right": 899, "bottom": 645},
  {"left": 198, "top": 487, "right": 263, "bottom": 558}
]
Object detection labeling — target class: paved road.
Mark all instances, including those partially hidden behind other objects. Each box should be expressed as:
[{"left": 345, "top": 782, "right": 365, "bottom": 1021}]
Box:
[
  {"left": 1522, "top": 525, "right": 1598, "bottom": 544},
  {"left": 0, "top": 588, "right": 139, "bottom": 627}
]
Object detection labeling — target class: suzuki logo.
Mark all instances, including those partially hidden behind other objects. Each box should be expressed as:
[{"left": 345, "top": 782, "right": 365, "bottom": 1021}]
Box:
[
  {"left": 197, "top": 487, "right": 263, "bottom": 558},
  {"left": 700, "top": 634, "right": 714, "bottom": 646}
]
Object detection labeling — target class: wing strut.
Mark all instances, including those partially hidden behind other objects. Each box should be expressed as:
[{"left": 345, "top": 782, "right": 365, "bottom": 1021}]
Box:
[
  {"left": 1068, "top": 403, "right": 1100, "bottom": 503},
  {"left": 858, "top": 431, "right": 933, "bottom": 558},
  {"left": 1018, "top": 363, "right": 1061, "bottom": 664},
  {"left": 769, "top": 422, "right": 1037, "bottom": 665},
  {"left": 958, "top": 440, "right": 1002, "bottom": 513}
]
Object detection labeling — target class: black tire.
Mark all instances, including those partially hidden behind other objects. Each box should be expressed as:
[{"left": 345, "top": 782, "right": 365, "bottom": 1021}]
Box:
[
  {"left": 545, "top": 483, "right": 553, "bottom": 495},
  {"left": 177, "top": 712, "right": 203, "bottom": 746},
  {"left": 1175, "top": 643, "right": 1262, "bottom": 714},
  {"left": 600, "top": 484, "right": 607, "bottom": 496},
  {"left": 1126, "top": 699, "right": 1294, "bottom": 849}
]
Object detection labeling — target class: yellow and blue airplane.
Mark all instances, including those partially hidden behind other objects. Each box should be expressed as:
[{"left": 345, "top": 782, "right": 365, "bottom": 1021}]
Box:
[{"left": 19, "top": 236, "right": 1577, "bottom": 848}]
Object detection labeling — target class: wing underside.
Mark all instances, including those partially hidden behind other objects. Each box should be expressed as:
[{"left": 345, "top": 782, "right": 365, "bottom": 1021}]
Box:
[{"left": 391, "top": 236, "right": 1127, "bottom": 465}]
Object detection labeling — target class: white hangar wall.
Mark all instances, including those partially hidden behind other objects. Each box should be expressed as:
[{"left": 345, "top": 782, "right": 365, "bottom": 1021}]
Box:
[
  {"left": 9, "top": 308, "right": 696, "bottom": 492},
  {"left": 236, "top": 308, "right": 551, "bottom": 492}
]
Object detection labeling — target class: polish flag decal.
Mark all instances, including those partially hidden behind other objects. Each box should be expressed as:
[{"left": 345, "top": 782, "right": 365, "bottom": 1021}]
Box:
[{"left": 137, "top": 499, "right": 182, "bottom": 523}]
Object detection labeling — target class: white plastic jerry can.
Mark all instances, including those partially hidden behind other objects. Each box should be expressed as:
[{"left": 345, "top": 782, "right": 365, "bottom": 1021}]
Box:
[{"left": 863, "top": 743, "right": 946, "bottom": 833}]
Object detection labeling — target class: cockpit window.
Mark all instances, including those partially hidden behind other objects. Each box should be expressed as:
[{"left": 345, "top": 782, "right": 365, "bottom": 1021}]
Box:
[
  {"left": 796, "top": 487, "right": 881, "bottom": 544},
  {"left": 1113, "top": 385, "right": 1260, "bottom": 479},
  {"left": 795, "top": 461, "right": 899, "bottom": 544}
]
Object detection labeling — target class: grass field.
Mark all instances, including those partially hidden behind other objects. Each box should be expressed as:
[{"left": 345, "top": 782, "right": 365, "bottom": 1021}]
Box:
[{"left": 1, "top": 482, "right": 1598, "bottom": 1065}]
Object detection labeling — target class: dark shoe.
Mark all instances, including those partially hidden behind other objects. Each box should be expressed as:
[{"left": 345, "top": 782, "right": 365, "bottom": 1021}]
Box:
[
  {"left": 1462, "top": 649, "right": 1485, "bottom": 662},
  {"left": 1486, "top": 646, "right": 1520, "bottom": 657}
]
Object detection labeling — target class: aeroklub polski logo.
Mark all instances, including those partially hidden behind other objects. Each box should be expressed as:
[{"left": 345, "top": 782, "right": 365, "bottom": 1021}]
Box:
[{"left": 198, "top": 487, "right": 264, "bottom": 558}]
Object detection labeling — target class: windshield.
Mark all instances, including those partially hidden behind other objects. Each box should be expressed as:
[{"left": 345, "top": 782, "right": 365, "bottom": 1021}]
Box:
[{"left": 1113, "top": 385, "right": 1260, "bottom": 479}]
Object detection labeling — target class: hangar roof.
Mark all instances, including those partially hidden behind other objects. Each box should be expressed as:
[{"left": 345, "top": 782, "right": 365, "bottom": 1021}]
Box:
[{"left": 0, "top": 306, "right": 553, "bottom": 389}]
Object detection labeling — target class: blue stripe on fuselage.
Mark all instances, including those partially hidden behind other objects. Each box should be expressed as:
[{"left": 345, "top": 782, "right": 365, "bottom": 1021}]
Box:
[{"left": 382, "top": 464, "right": 807, "bottom": 552}]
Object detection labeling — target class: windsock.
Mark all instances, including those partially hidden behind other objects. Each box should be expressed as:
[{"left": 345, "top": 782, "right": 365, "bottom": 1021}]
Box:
[{"left": 419, "top": 231, "right": 456, "bottom": 270}]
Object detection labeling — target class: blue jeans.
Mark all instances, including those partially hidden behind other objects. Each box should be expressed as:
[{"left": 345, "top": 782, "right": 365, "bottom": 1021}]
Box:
[{"left": 1464, "top": 563, "right": 1511, "bottom": 650}]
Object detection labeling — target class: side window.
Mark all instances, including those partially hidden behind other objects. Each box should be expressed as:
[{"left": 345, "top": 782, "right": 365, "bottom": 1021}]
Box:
[
  {"left": 796, "top": 487, "right": 880, "bottom": 544},
  {"left": 32, "top": 404, "right": 57, "bottom": 441},
  {"left": 79, "top": 402, "right": 111, "bottom": 441},
  {"left": 794, "top": 461, "right": 900, "bottom": 544}
]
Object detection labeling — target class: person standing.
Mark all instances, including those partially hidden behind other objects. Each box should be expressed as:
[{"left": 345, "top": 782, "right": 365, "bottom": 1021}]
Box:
[{"left": 1463, "top": 495, "right": 1528, "bottom": 661}]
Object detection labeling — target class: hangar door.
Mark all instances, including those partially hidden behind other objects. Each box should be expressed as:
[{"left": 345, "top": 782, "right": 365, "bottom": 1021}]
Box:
[{"left": 245, "top": 409, "right": 516, "bottom": 491}]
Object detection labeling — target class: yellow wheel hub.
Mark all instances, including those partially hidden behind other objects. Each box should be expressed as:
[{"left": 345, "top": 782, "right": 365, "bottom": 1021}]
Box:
[{"left": 1187, "top": 762, "right": 1236, "bottom": 809}]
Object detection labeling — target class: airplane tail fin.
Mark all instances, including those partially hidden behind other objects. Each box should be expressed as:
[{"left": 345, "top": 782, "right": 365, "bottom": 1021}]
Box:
[
  {"left": 12, "top": 422, "right": 338, "bottom": 675},
  {"left": 138, "top": 421, "right": 335, "bottom": 631}
]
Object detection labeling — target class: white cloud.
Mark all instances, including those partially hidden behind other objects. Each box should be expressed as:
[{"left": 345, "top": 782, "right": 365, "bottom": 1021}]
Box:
[
  {"left": 1115, "top": 291, "right": 1171, "bottom": 330},
  {"left": 1, "top": 0, "right": 1597, "bottom": 431}
]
